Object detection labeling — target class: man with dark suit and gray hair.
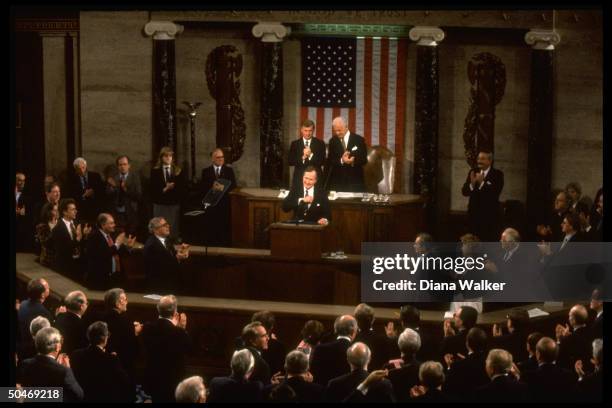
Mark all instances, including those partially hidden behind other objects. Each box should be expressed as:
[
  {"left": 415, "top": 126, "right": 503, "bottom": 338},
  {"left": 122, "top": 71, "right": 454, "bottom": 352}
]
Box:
[
  {"left": 208, "top": 349, "right": 263, "bottom": 402},
  {"left": 175, "top": 376, "right": 206, "bottom": 403},
  {"left": 476, "top": 349, "right": 528, "bottom": 402},
  {"left": 277, "top": 350, "right": 324, "bottom": 402}
]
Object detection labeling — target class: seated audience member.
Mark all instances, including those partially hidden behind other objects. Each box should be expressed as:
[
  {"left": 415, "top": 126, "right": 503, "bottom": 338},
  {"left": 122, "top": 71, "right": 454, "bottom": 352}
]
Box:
[
  {"left": 18, "top": 316, "right": 51, "bottom": 362},
  {"left": 326, "top": 342, "right": 394, "bottom": 402},
  {"left": 353, "top": 303, "right": 394, "bottom": 371},
  {"left": 589, "top": 288, "right": 603, "bottom": 339},
  {"left": 53, "top": 290, "right": 89, "bottom": 355},
  {"left": 517, "top": 332, "right": 544, "bottom": 373},
  {"left": 70, "top": 321, "right": 133, "bottom": 402},
  {"left": 35, "top": 202, "right": 58, "bottom": 267},
  {"left": 175, "top": 376, "right": 207, "bottom": 403},
  {"left": 296, "top": 320, "right": 325, "bottom": 358},
  {"left": 67, "top": 157, "right": 104, "bottom": 224},
  {"left": 310, "top": 315, "right": 358, "bottom": 386},
  {"left": 18, "top": 278, "right": 56, "bottom": 345},
  {"left": 476, "top": 349, "right": 528, "bottom": 402},
  {"left": 566, "top": 182, "right": 592, "bottom": 212},
  {"left": 491, "top": 308, "right": 530, "bottom": 363},
  {"left": 143, "top": 217, "right": 189, "bottom": 292},
  {"left": 141, "top": 295, "right": 192, "bottom": 403},
  {"left": 440, "top": 305, "right": 478, "bottom": 358},
  {"left": 281, "top": 165, "right": 331, "bottom": 225},
  {"left": 556, "top": 304, "right": 593, "bottom": 371},
  {"left": 270, "top": 350, "right": 324, "bottom": 402},
  {"left": 17, "top": 327, "right": 84, "bottom": 401},
  {"left": 101, "top": 288, "right": 141, "bottom": 380},
  {"left": 252, "top": 310, "right": 287, "bottom": 376},
  {"left": 208, "top": 349, "right": 263, "bottom": 403},
  {"left": 522, "top": 337, "right": 577, "bottom": 403},
  {"left": 409, "top": 361, "right": 449, "bottom": 402},
  {"left": 537, "top": 190, "right": 570, "bottom": 241},
  {"left": 443, "top": 327, "right": 489, "bottom": 400},
  {"left": 575, "top": 338, "right": 603, "bottom": 402},
  {"left": 106, "top": 155, "right": 142, "bottom": 237},
  {"left": 241, "top": 321, "right": 272, "bottom": 385},
  {"left": 387, "top": 328, "right": 422, "bottom": 403},
  {"left": 51, "top": 198, "right": 91, "bottom": 280}
]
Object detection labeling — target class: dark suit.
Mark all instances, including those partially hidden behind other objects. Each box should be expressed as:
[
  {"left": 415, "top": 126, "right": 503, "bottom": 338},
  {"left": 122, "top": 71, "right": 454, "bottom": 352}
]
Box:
[
  {"left": 491, "top": 329, "right": 529, "bottom": 364},
  {"left": 411, "top": 388, "right": 450, "bottom": 403},
  {"left": 67, "top": 170, "right": 104, "bottom": 223},
  {"left": 557, "top": 326, "right": 593, "bottom": 371},
  {"left": 70, "top": 345, "right": 133, "bottom": 402},
  {"left": 326, "top": 369, "right": 394, "bottom": 402},
  {"left": 143, "top": 235, "right": 180, "bottom": 292},
  {"left": 141, "top": 318, "right": 192, "bottom": 403},
  {"left": 15, "top": 188, "right": 33, "bottom": 251},
  {"left": 326, "top": 132, "right": 368, "bottom": 192},
  {"left": 439, "top": 328, "right": 468, "bottom": 359},
  {"left": 208, "top": 376, "right": 263, "bottom": 403},
  {"left": 474, "top": 374, "right": 529, "bottom": 403},
  {"left": 517, "top": 355, "right": 538, "bottom": 374},
  {"left": 85, "top": 229, "right": 127, "bottom": 290},
  {"left": 522, "top": 362, "right": 577, "bottom": 403},
  {"left": 246, "top": 346, "right": 271, "bottom": 385},
  {"left": 443, "top": 351, "right": 489, "bottom": 400},
  {"left": 53, "top": 312, "right": 87, "bottom": 355},
  {"left": 387, "top": 358, "right": 421, "bottom": 403},
  {"left": 577, "top": 370, "right": 602, "bottom": 402},
  {"left": 354, "top": 328, "right": 394, "bottom": 371},
  {"left": 461, "top": 166, "right": 504, "bottom": 241},
  {"left": 281, "top": 376, "right": 324, "bottom": 402},
  {"left": 199, "top": 165, "right": 236, "bottom": 246},
  {"left": 17, "top": 299, "right": 53, "bottom": 349},
  {"left": 150, "top": 166, "right": 186, "bottom": 206},
  {"left": 106, "top": 172, "right": 142, "bottom": 235},
  {"left": 281, "top": 184, "right": 331, "bottom": 223},
  {"left": 262, "top": 337, "right": 287, "bottom": 378},
  {"left": 18, "top": 354, "right": 84, "bottom": 401},
  {"left": 288, "top": 137, "right": 326, "bottom": 189},
  {"left": 591, "top": 312, "right": 602, "bottom": 340},
  {"left": 102, "top": 309, "right": 139, "bottom": 379},
  {"left": 50, "top": 220, "right": 83, "bottom": 280},
  {"left": 310, "top": 337, "right": 351, "bottom": 386}
]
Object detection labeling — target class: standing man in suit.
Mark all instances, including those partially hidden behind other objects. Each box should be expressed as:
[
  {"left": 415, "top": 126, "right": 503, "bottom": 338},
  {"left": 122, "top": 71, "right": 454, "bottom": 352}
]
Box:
[
  {"left": 208, "top": 349, "right": 264, "bottom": 403},
  {"left": 443, "top": 327, "right": 490, "bottom": 400},
  {"left": 53, "top": 291, "right": 89, "bottom": 355},
  {"left": 440, "top": 306, "right": 479, "bottom": 359},
  {"left": 85, "top": 213, "right": 135, "bottom": 290},
  {"left": 141, "top": 295, "right": 192, "bottom": 403},
  {"left": 310, "top": 314, "right": 358, "bottom": 386},
  {"left": 106, "top": 155, "right": 142, "bottom": 238},
  {"left": 15, "top": 172, "right": 33, "bottom": 251},
  {"left": 288, "top": 119, "right": 325, "bottom": 189},
  {"left": 326, "top": 116, "right": 368, "bottom": 192},
  {"left": 67, "top": 157, "right": 104, "bottom": 224},
  {"left": 50, "top": 198, "right": 91, "bottom": 280},
  {"left": 476, "top": 349, "right": 528, "bottom": 402},
  {"left": 199, "top": 148, "right": 237, "bottom": 246},
  {"left": 17, "top": 327, "right": 84, "bottom": 402},
  {"left": 461, "top": 150, "right": 504, "bottom": 242},
  {"left": 150, "top": 147, "right": 186, "bottom": 240},
  {"left": 387, "top": 328, "right": 422, "bottom": 403},
  {"left": 589, "top": 288, "right": 603, "bottom": 339},
  {"left": 32, "top": 182, "right": 61, "bottom": 227},
  {"left": 282, "top": 166, "right": 330, "bottom": 225},
  {"left": 241, "top": 321, "right": 272, "bottom": 385},
  {"left": 143, "top": 217, "right": 189, "bottom": 293},
  {"left": 555, "top": 304, "right": 593, "bottom": 371}
]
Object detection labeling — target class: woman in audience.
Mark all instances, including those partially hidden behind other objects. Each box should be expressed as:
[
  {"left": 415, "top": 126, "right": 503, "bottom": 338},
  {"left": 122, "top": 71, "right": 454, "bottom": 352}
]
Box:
[
  {"left": 35, "top": 202, "right": 58, "bottom": 267},
  {"left": 296, "top": 320, "right": 325, "bottom": 358}
]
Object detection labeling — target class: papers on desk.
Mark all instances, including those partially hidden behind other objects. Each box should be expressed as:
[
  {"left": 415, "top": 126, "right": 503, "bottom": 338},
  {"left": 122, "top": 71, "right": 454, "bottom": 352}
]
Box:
[
  {"left": 143, "top": 294, "right": 162, "bottom": 301},
  {"left": 277, "top": 189, "right": 289, "bottom": 199},
  {"left": 334, "top": 192, "right": 365, "bottom": 199},
  {"left": 527, "top": 308, "right": 550, "bottom": 318}
]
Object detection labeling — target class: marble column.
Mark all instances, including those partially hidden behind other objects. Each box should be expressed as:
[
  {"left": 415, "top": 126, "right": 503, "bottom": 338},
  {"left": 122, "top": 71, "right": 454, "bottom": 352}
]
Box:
[
  {"left": 252, "top": 22, "right": 289, "bottom": 188},
  {"left": 524, "top": 29, "right": 560, "bottom": 237},
  {"left": 409, "top": 26, "right": 445, "bottom": 225},
  {"left": 144, "top": 21, "right": 183, "bottom": 157}
]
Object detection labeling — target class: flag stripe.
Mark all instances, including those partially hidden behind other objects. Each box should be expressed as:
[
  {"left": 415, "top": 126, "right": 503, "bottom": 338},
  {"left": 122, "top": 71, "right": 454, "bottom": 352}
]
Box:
[
  {"left": 386, "top": 39, "right": 398, "bottom": 152},
  {"left": 300, "top": 106, "right": 309, "bottom": 124},
  {"left": 316, "top": 108, "right": 325, "bottom": 139},
  {"left": 348, "top": 107, "right": 356, "bottom": 134},
  {"left": 394, "top": 39, "right": 408, "bottom": 192},
  {"left": 355, "top": 39, "right": 365, "bottom": 136},
  {"left": 378, "top": 38, "right": 389, "bottom": 149},
  {"left": 363, "top": 38, "right": 373, "bottom": 146}
]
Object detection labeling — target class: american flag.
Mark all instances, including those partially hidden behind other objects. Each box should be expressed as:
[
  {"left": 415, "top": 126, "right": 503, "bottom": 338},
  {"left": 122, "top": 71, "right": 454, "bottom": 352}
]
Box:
[{"left": 300, "top": 36, "right": 408, "bottom": 189}]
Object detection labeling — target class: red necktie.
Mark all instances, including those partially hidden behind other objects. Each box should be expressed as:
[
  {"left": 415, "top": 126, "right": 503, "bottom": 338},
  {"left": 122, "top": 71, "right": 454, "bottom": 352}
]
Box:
[{"left": 105, "top": 234, "right": 121, "bottom": 272}]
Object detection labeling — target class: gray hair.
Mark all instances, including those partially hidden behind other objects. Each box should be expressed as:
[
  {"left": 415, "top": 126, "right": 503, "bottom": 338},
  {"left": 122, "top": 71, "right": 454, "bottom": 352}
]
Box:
[
  {"left": 148, "top": 217, "right": 165, "bottom": 233},
  {"left": 64, "top": 291, "right": 87, "bottom": 313},
  {"left": 104, "top": 288, "right": 125, "bottom": 311},
  {"left": 73, "top": 157, "right": 87, "bottom": 168},
  {"left": 419, "top": 361, "right": 445, "bottom": 388},
  {"left": 231, "top": 349, "right": 255, "bottom": 378},
  {"left": 332, "top": 116, "right": 347, "bottom": 128},
  {"left": 157, "top": 295, "right": 177, "bottom": 319},
  {"left": 86, "top": 321, "right": 109, "bottom": 345},
  {"left": 398, "top": 328, "right": 421, "bottom": 357},
  {"left": 347, "top": 342, "right": 371, "bottom": 369},
  {"left": 175, "top": 376, "right": 206, "bottom": 403},
  {"left": 29, "top": 316, "right": 51, "bottom": 338},
  {"left": 592, "top": 338, "right": 603, "bottom": 365},
  {"left": 334, "top": 315, "right": 357, "bottom": 337},
  {"left": 502, "top": 228, "right": 521, "bottom": 243},
  {"left": 486, "top": 349, "right": 513, "bottom": 375},
  {"left": 285, "top": 350, "right": 309, "bottom": 375},
  {"left": 35, "top": 327, "right": 62, "bottom": 354}
]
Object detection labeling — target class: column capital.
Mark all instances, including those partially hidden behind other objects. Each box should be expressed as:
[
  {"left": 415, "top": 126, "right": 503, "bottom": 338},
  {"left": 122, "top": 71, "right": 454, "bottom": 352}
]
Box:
[
  {"left": 251, "top": 22, "right": 290, "bottom": 43},
  {"left": 144, "top": 21, "right": 184, "bottom": 40},
  {"left": 409, "top": 26, "right": 445, "bottom": 46},
  {"left": 524, "top": 29, "right": 560, "bottom": 50}
]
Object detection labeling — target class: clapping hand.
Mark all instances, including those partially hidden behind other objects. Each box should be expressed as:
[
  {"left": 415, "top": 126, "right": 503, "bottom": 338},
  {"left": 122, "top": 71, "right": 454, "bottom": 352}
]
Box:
[
  {"left": 410, "top": 385, "right": 426, "bottom": 398},
  {"left": 163, "top": 182, "right": 175, "bottom": 193},
  {"left": 271, "top": 371, "right": 284, "bottom": 385},
  {"left": 83, "top": 188, "right": 94, "bottom": 198},
  {"left": 56, "top": 353, "right": 70, "bottom": 367},
  {"left": 492, "top": 323, "right": 503, "bottom": 337},
  {"left": 134, "top": 321, "right": 143, "bottom": 336},
  {"left": 555, "top": 323, "right": 570, "bottom": 340},
  {"left": 303, "top": 146, "right": 312, "bottom": 160},
  {"left": 385, "top": 321, "right": 397, "bottom": 338},
  {"left": 177, "top": 312, "right": 187, "bottom": 329},
  {"left": 443, "top": 319, "right": 455, "bottom": 337}
]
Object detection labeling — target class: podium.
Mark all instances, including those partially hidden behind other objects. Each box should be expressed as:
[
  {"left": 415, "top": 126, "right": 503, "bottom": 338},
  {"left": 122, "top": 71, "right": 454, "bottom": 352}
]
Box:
[{"left": 269, "top": 222, "right": 334, "bottom": 260}]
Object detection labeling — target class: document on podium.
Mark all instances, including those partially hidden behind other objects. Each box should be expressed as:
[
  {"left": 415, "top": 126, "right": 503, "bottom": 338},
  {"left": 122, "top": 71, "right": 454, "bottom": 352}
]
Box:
[{"left": 185, "top": 178, "right": 232, "bottom": 216}]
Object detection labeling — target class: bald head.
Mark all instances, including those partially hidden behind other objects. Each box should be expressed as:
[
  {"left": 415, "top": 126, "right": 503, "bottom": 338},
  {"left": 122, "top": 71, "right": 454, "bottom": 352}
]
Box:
[
  {"left": 332, "top": 117, "right": 348, "bottom": 138},
  {"left": 157, "top": 295, "right": 178, "bottom": 319},
  {"left": 347, "top": 342, "right": 371, "bottom": 370},
  {"left": 334, "top": 315, "right": 358, "bottom": 339},
  {"left": 536, "top": 337, "right": 558, "bottom": 364},
  {"left": 569, "top": 304, "right": 588, "bottom": 328}
]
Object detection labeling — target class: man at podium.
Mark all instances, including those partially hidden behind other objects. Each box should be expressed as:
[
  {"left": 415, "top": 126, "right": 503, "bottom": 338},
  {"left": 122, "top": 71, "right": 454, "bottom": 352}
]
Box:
[{"left": 282, "top": 166, "right": 330, "bottom": 225}]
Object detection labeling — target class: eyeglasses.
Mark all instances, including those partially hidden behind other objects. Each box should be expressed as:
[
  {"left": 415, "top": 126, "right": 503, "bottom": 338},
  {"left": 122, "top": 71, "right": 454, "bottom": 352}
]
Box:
[{"left": 158, "top": 222, "right": 171, "bottom": 228}]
